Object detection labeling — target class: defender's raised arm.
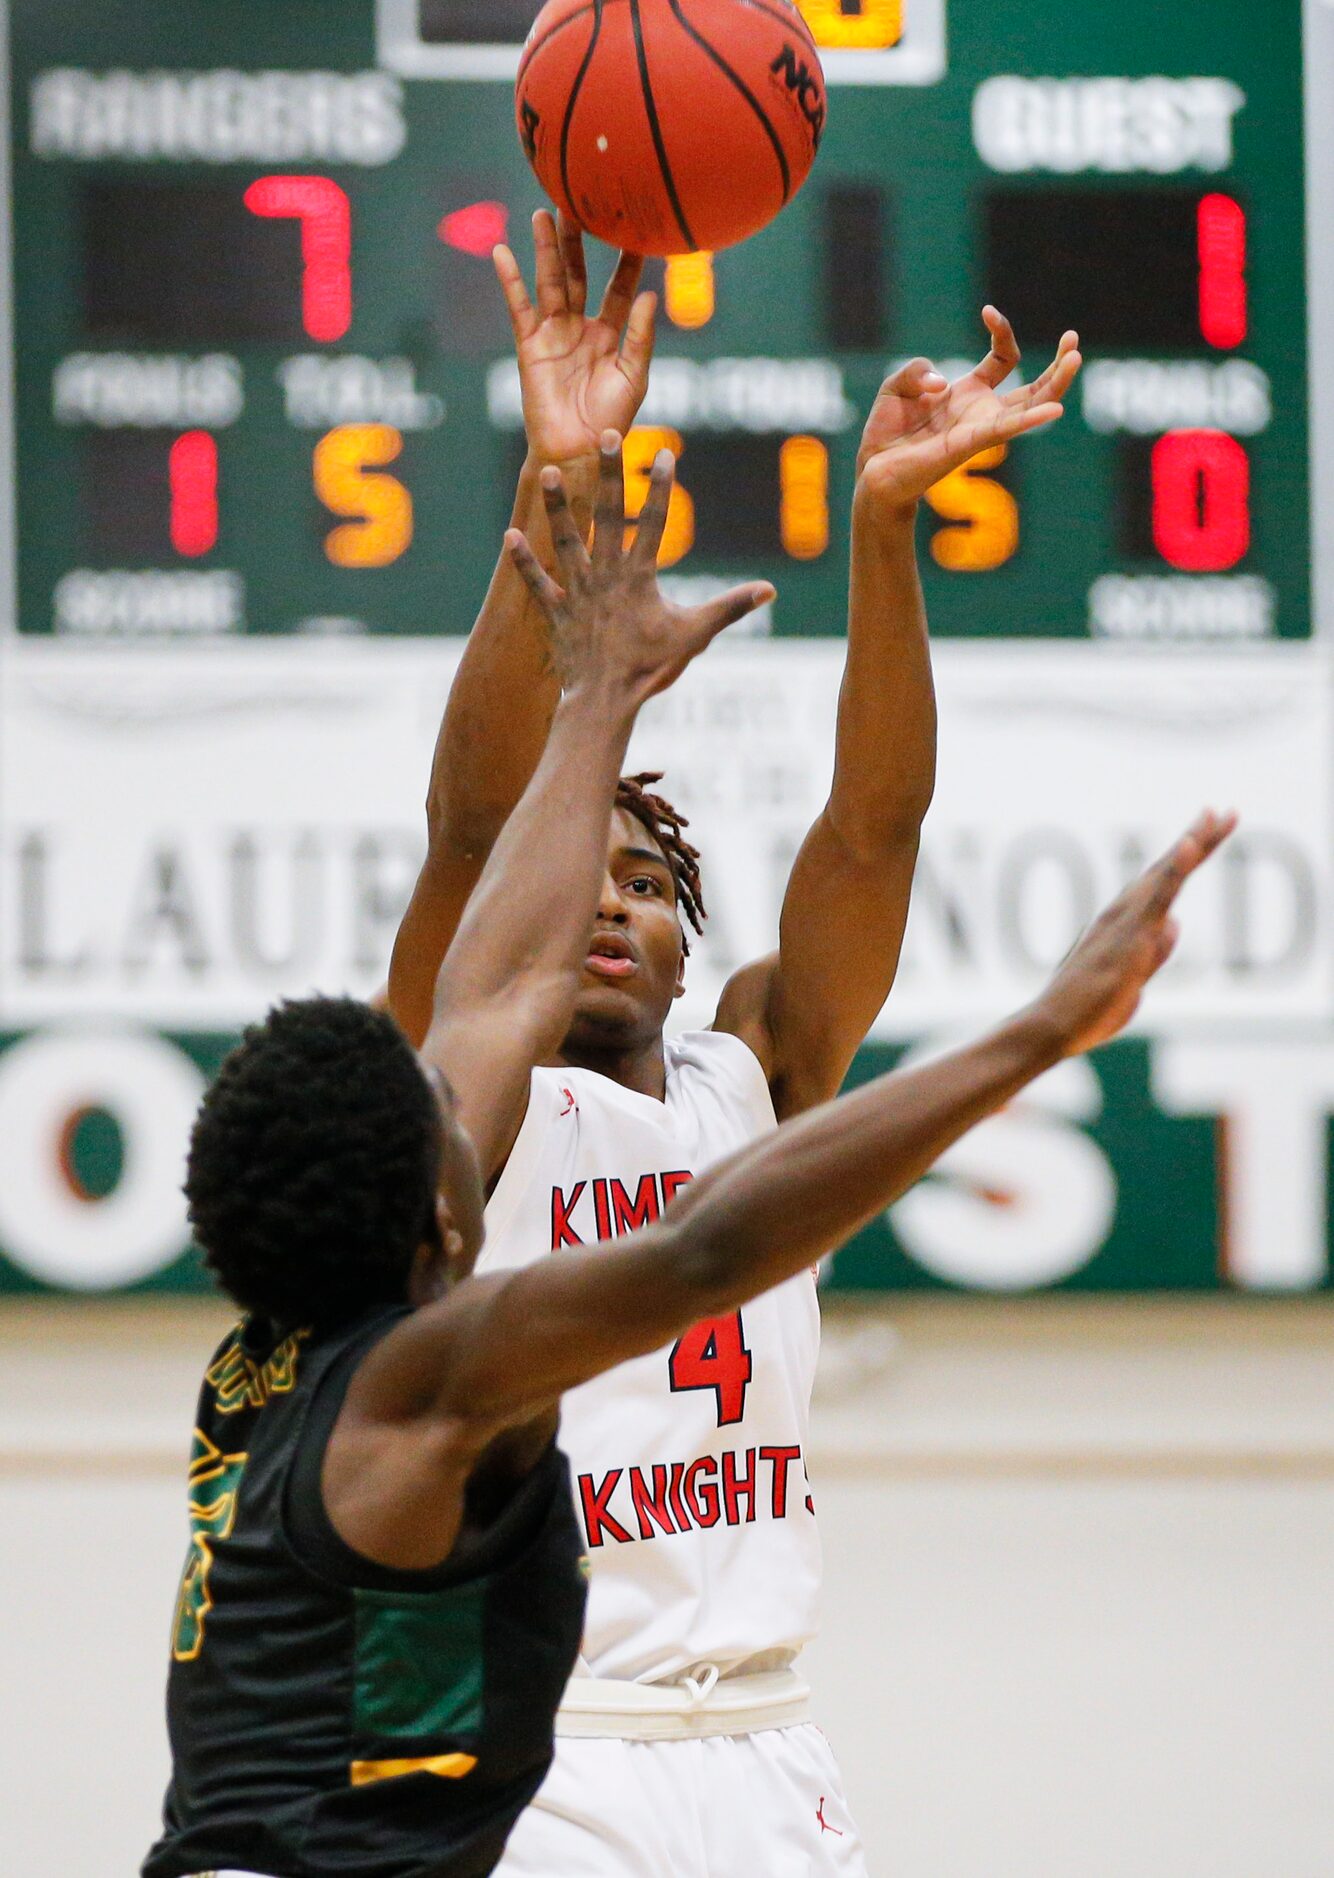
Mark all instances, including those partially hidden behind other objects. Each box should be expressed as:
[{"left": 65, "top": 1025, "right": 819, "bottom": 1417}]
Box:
[
  {"left": 424, "top": 808, "right": 1234, "bottom": 1430},
  {"left": 717, "top": 310, "right": 1082, "bottom": 1119},
  {"left": 419, "top": 440, "right": 771, "bottom": 1180}
]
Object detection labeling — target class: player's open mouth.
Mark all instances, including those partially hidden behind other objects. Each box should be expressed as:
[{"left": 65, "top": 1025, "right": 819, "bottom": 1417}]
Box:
[{"left": 585, "top": 934, "right": 637, "bottom": 978}]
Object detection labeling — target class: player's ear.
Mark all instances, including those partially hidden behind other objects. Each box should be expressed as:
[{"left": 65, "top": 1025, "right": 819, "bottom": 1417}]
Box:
[
  {"left": 673, "top": 940, "right": 687, "bottom": 999},
  {"left": 408, "top": 1235, "right": 445, "bottom": 1306},
  {"left": 409, "top": 1197, "right": 464, "bottom": 1303},
  {"left": 435, "top": 1195, "right": 468, "bottom": 1283}
]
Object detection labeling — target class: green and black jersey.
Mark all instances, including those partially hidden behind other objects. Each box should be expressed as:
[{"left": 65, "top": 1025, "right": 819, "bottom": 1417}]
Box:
[{"left": 143, "top": 1307, "right": 587, "bottom": 1878}]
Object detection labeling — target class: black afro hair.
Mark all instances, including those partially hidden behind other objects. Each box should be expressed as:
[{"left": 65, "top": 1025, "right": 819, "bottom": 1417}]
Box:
[{"left": 185, "top": 997, "right": 441, "bottom": 1333}]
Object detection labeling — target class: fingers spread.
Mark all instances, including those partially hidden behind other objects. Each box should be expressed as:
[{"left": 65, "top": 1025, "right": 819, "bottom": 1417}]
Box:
[
  {"left": 974, "top": 305, "right": 1021, "bottom": 389},
  {"left": 1019, "top": 334, "right": 1082, "bottom": 409},
  {"left": 505, "top": 528, "right": 566, "bottom": 617},
  {"left": 997, "top": 400, "right": 1066, "bottom": 443},
  {"left": 630, "top": 446, "right": 676, "bottom": 568},
  {"left": 1016, "top": 330, "right": 1080, "bottom": 406},
  {"left": 619, "top": 289, "right": 658, "bottom": 383},
  {"left": 700, "top": 581, "right": 777, "bottom": 639},
  {"left": 532, "top": 209, "right": 569, "bottom": 320},
  {"left": 493, "top": 244, "right": 537, "bottom": 343},
  {"left": 556, "top": 212, "right": 588, "bottom": 316},
  {"left": 540, "top": 465, "right": 591, "bottom": 577},
  {"left": 883, "top": 356, "right": 947, "bottom": 400},
  {"left": 591, "top": 431, "right": 626, "bottom": 565},
  {"left": 600, "top": 249, "right": 645, "bottom": 333}
]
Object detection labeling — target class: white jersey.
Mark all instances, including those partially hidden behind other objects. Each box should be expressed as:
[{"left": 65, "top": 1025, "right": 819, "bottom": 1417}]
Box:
[{"left": 480, "top": 1029, "right": 822, "bottom": 1685}]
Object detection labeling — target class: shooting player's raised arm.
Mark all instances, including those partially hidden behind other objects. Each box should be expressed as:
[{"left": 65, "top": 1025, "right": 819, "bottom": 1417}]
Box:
[
  {"left": 388, "top": 214, "right": 656, "bottom": 1047},
  {"left": 716, "top": 310, "right": 1082, "bottom": 1122}
]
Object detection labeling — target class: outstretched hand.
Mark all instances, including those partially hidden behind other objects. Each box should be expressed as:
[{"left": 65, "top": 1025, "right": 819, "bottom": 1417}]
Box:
[
  {"left": 1038, "top": 810, "right": 1238, "bottom": 1058},
  {"left": 493, "top": 210, "right": 656, "bottom": 467},
  {"left": 506, "top": 433, "right": 774, "bottom": 706},
  {"left": 857, "top": 307, "right": 1082, "bottom": 510}
]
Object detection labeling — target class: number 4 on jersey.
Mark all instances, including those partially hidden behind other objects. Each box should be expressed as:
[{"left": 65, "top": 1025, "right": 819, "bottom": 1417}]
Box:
[{"left": 668, "top": 1311, "right": 752, "bottom": 1427}]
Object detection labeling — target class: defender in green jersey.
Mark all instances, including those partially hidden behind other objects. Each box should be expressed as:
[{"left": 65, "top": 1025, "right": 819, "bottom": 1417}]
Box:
[{"left": 146, "top": 443, "right": 1231, "bottom": 1878}]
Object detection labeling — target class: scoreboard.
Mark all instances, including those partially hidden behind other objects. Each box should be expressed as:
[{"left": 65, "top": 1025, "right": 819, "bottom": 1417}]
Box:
[{"left": 7, "top": 0, "right": 1312, "bottom": 642}]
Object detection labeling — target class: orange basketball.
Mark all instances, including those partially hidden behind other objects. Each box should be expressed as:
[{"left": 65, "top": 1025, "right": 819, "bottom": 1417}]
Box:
[{"left": 516, "top": 0, "right": 827, "bottom": 257}]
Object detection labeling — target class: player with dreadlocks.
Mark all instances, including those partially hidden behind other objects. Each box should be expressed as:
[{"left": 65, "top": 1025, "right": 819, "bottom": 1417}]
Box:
[
  {"left": 615, "top": 773, "right": 705, "bottom": 946},
  {"left": 387, "top": 212, "right": 1082, "bottom": 1876}
]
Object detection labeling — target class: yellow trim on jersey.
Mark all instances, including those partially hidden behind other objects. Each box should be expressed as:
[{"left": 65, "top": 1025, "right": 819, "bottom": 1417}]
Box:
[
  {"left": 172, "top": 1431, "right": 248, "bottom": 1662},
  {"left": 349, "top": 1751, "right": 478, "bottom": 1787},
  {"left": 207, "top": 1326, "right": 309, "bottom": 1414}
]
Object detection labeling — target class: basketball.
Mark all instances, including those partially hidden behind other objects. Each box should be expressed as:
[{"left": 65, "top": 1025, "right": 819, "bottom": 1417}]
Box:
[{"left": 515, "top": 0, "right": 827, "bottom": 257}]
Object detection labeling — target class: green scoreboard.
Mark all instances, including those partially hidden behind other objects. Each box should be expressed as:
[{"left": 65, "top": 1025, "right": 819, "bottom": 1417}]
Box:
[{"left": 8, "top": 0, "right": 1312, "bottom": 641}]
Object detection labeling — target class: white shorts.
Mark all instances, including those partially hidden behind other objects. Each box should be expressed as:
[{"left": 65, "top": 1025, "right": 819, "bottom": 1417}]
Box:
[{"left": 494, "top": 1723, "right": 869, "bottom": 1877}]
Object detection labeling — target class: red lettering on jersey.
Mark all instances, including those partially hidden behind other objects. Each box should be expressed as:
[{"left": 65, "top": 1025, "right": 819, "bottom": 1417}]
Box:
[
  {"left": 629, "top": 1463, "right": 678, "bottom": 1539},
  {"left": 553, "top": 1171, "right": 689, "bottom": 1246},
  {"left": 551, "top": 1182, "right": 586, "bottom": 1249},
  {"left": 660, "top": 1168, "right": 693, "bottom": 1207},
  {"left": 760, "top": 1445, "right": 802, "bottom": 1518},
  {"left": 669, "top": 1311, "right": 753, "bottom": 1426},
  {"left": 579, "top": 1445, "right": 808, "bottom": 1540},
  {"left": 611, "top": 1174, "right": 660, "bottom": 1234},
  {"left": 667, "top": 1459, "right": 690, "bottom": 1531},
  {"left": 592, "top": 1177, "right": 612, "bottom": 1242},
  {"left": 722, "top": 1447, "right": 757, "bottom": 1525},
  {"left": 578, "top": 1470, "right": 633, "bottom": 1547},
  {"left": 682, "top": 1454, "right": 720, "bottom": 1527}
]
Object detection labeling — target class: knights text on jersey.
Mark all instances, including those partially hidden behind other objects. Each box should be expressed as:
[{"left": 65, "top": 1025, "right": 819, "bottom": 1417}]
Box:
[{"left": 480, "top": 1030, "right": 822, "bottom": 1684}]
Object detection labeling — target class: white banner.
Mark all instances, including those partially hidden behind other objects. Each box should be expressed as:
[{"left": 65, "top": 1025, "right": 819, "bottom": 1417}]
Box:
[{"left": 0, "top": 638, "right": 1329, "bottom": 1035}]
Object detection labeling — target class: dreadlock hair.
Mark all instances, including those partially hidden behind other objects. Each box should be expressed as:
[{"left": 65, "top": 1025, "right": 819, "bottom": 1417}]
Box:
[
  {"left": 185, "top": 997, "right": 442, "bottom": 1334},
  {"left": 615, "top": 772, "right": 706, "bottom": 955}
]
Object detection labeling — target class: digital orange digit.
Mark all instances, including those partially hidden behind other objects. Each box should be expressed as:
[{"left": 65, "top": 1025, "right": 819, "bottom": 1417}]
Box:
[
  {"left": 313, "top": 424, "right": 413, "bottom": 568},
  {"left": 924, "top": 443, "right": 1019, "bottom": 572},
  {"left": 665, "top": 252, "right": 716, "bottom": 330},
  {"left": 779, "top": 436, "right": 830, "bottom": 560},
  {"left": 797, "top": 0, "right": 904, "bottom": 50},
  {"left": 623, "top": 426, "right": 695, "bottom": 568}
]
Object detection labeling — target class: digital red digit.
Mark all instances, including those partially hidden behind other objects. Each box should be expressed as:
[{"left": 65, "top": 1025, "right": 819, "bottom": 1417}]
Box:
[
  {"left": 1197, "top": 193, "right": 1247, "bottom": 350},
  {"left": 244, "top": 175, "right": 352, "bottom": 343},
  {"left": 1151, "top": 428, "right": 1251, "bottom": 572},
  {"left": 669, "top": 1312, "right": 753, "bottom": 1427},
  {"left": 169, "top": 431, "right": 218, "bottom": 558}
]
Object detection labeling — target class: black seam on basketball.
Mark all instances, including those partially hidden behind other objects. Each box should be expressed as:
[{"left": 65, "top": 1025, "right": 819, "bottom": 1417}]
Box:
[
  {"left": 519, "top": 0, "right": 815, "bottom": 87},
  {"left": 667, "top": 0, "right": 791, "bottom": 204},
  {"left": 629, "top": 0, "right": 697, "bottom": 252},
  {"left": 518, "top": 3, "right": 597, "bottom": 88},
  {"left": 560, "top": 0, "right": 605, "bottom": 219},
  {"left": 737, "top": 0, "right": 820, "bottom": 51}
]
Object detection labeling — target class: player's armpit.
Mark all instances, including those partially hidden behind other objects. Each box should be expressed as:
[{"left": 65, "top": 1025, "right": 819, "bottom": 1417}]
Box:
[
  {"left": 713, "top": 814, "right": 922, "bottom": 1119},
  {"left": 712, "top": 951, "right": 782, "bottom": 1083}
]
